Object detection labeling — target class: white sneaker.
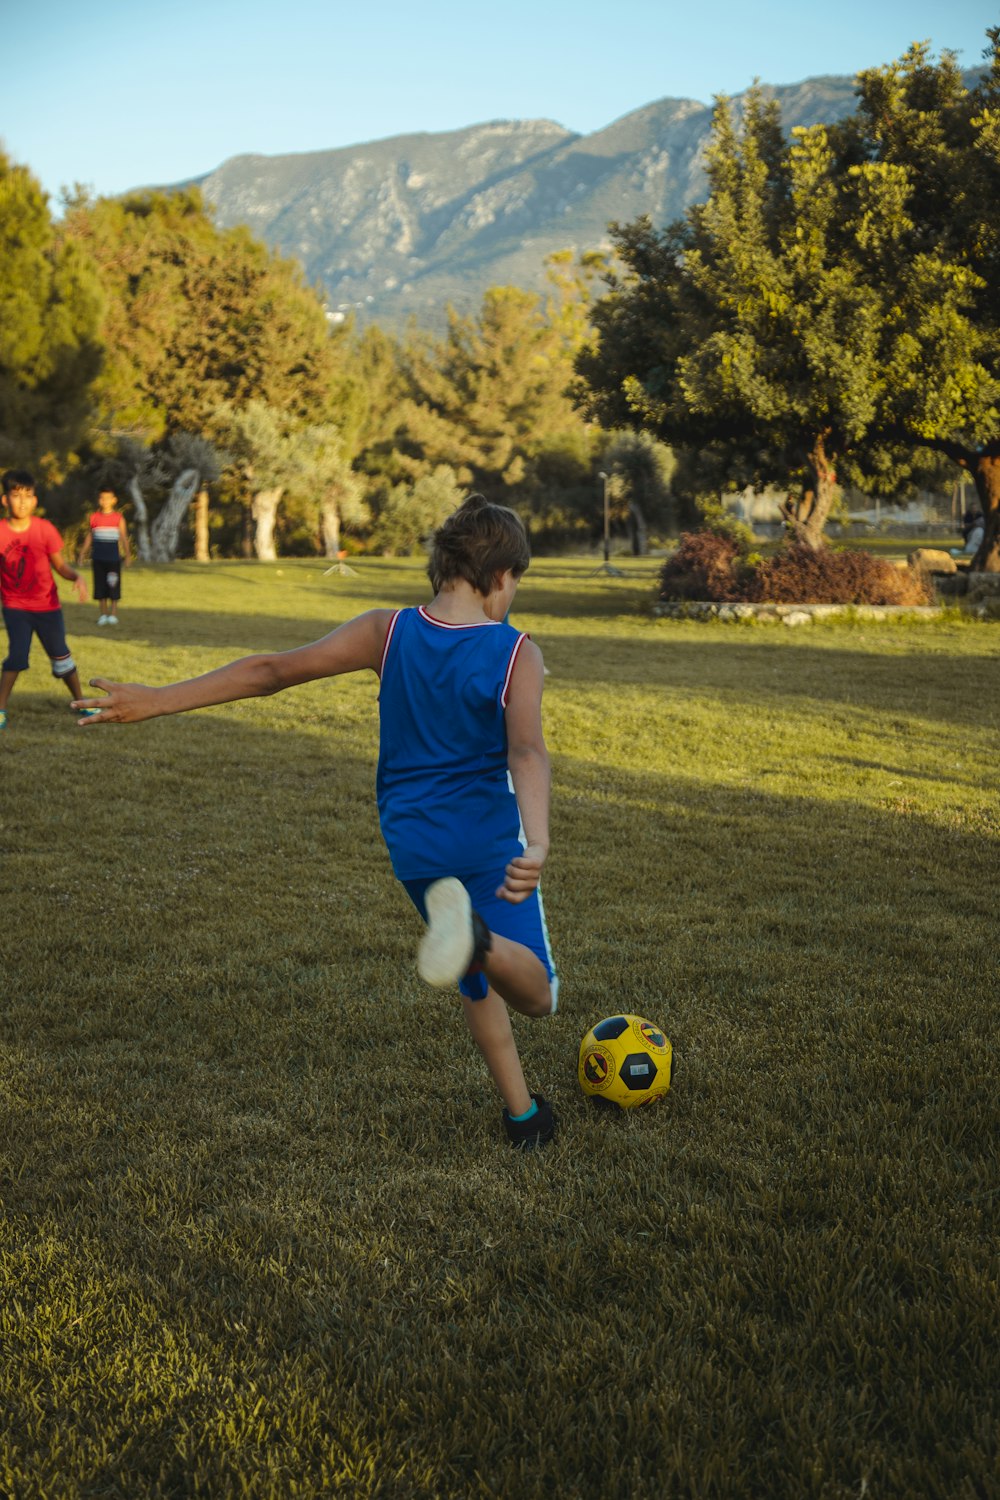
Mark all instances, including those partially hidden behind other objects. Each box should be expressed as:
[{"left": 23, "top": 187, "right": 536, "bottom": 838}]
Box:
[
  {"left": 418, "top": 878, "right": 476, "bottom": 987},
  {"left": 97, "top": 615, "right": 109, "bottom": 625},
  {"left": 107, "top": 615, "right": 118, "bottom": 625}
]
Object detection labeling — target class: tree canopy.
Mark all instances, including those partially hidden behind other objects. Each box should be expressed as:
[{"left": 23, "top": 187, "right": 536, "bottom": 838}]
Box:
[
  {"left": 0, "top": 153, "right": 104, "bottom": 476},
  {"left": 59, "top": 188, "right": 353, "bottom": 443},
  {"left": 575, "top": 30, "right": 1000, "bottom": 566}
]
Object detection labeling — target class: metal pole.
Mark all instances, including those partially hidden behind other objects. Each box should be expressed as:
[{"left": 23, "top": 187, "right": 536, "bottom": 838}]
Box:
[
  {"left": 599, "top": 471, "right": 610, "bottom": 563},
  {"left": 589, "top": 471, "right": 623, "bottom": 577}
]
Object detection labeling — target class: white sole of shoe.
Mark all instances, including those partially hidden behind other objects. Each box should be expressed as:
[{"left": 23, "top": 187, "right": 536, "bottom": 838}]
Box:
[{"left": 418, "top": 877, "right": 475, "bottom": 987}]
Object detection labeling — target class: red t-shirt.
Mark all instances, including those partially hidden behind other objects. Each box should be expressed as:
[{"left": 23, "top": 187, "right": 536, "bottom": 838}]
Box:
[{"left": 0, "top": 516, "right": 63, "bottom": 611}]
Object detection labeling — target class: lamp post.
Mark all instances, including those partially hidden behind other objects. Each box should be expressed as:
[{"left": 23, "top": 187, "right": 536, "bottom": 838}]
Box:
[
  {"left": 598, "top": 470, "right": 610, "bottom": 563},
  {"left": 590, "top": 470, "right": 623, "bottom": 576}
]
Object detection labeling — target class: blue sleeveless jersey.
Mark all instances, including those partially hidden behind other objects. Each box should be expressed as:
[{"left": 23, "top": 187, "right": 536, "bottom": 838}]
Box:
[{"left": 376, "top": 606, "right": 528, "bottom": 880}]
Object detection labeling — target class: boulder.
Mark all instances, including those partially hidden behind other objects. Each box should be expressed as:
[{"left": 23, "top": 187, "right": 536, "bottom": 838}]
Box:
[{"left": 908, "top": 548, "right": 957, "bottom": 575}]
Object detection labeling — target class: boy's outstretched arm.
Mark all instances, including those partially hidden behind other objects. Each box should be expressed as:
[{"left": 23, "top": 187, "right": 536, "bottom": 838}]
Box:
[
  {"left": 74, "top": 609, "right": 394, "bottom": 725},
  {"left": 500, "top": 638, "right": 550, "bottom": 904}
]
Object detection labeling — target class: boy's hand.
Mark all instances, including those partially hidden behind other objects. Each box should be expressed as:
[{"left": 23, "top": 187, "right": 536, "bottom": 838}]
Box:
[
  {"left": 72, "top": 678, "right": 157, "bottom": 725},
  {"left": 496, "top": 844, "right": 547, "bottom": 904},
  {"left": 73, "top": 577, "right": 88, "bottom": 603}
]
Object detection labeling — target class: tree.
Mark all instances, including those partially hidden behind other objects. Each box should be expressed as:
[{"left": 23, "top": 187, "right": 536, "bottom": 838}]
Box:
[
  {"left": 0, "top": 153, "right": 103, "bottom": 475},
  {"left": 601, "top": 431, "right": 677, "bottom": 553},
  {"left": 832, "top": 34, "right": 1000, "bottom": 569},
  {"left": 284, "top": 422, "right": 368, "bottom": 558},
  {"left": 214, "top": 403, "right": 366, "bottom": 560},
  {"left": 101, "top": 433, "right": 224, "bottom": 562},
  {"left": 60, "top": 189, "right": 352, "bottom": 444},
  {"left": 214, "top": 402, "right": 298, "bottom": 561},
  {"left": 578, "top": 37, "right": 1000, "bottom": 567},
  {"left": 369, "top": 466, "right": 465, "bottom": 555},
  {"left": 396, "top": 285, "right": 595, "bottom": 516},
  {"left": 576, "top": 88, "right": 912, "bottom": 549},
  {"left": 148, "top": 435, "right": 224, "bottom": 563}
]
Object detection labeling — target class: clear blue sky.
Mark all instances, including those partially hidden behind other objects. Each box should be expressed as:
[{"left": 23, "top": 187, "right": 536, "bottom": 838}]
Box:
[{"left": 3, "top": 0, "right": 994, "bottom": 203}]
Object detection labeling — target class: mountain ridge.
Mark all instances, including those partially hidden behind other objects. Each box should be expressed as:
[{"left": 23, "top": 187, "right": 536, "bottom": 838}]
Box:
[{"left": 156, "top": 75, "right": 895, "bottom": 329}]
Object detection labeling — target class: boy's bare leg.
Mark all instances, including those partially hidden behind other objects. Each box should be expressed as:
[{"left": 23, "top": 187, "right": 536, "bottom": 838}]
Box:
[
  {"left": 462, "top": 989, "right": 533, "bottom": 1116},
  {"left": 482, "top": 934, "right": 554, "bottom": 1018},
  {"left": 62, "top": 669, "right": 84, "bottom": 700},
  {"left": 0, "top": 668, "right": 19, "bottom": 710}
]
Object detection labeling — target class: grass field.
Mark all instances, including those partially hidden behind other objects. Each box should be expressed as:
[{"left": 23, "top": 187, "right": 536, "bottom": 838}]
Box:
[{"left": 2, "top": 558, "right": 998, "bottom": 1499}]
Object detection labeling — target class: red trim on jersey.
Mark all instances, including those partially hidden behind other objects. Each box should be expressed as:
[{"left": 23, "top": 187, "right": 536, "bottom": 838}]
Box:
[
  {"left": 379, "top": 609, "right": 401, "bottom": 678},
  {"left": 418, "top": 605, "right": 498, "bottom": 629},
  {"left": 501, "top": 633, "right": 528, "bottom": 707}
]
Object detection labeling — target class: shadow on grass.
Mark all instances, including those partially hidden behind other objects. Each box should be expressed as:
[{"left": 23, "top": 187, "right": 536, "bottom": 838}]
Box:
[
  {"left": 2, "top": 709, "right": 998, "bottom": 1497},
  {"left": 540, "top": 630, "right": 1000, "bottom": 731}
]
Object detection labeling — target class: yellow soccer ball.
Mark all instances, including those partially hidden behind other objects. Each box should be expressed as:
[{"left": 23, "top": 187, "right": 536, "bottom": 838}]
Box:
[{"left": 578, "top": 1014, "right": 673, "bottom": 1109}]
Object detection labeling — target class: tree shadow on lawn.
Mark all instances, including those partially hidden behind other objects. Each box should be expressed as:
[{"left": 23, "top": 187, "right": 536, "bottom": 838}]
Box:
[
  {"left": 542, "top": 630, "right": 1000, "bottom": 732},
  {"left": 5, "top": 718, "right": 997, "bottom": 1216},
  {"left": 71, "top": 606, "right": 388, "bottom": 655},
  {"left": 72, "top": 568, "right": 660, "bottom": 651},
  {"left": 4, "top": 720, "right": 998, "bottom": 1493}
]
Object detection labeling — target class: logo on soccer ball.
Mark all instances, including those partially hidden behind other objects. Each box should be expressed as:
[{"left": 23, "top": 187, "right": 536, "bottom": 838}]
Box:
[
  {"left": 581, "top": 1045, "right": 616, "bottom": 1090},
  {"left": 639, "top": 1021, "right": 666, "bottom": 1050}
]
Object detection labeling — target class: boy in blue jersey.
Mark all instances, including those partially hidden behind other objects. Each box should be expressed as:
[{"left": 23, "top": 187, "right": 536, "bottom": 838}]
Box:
[{"left": 74, "top": 496, "right": 558, "bottom": 1150}]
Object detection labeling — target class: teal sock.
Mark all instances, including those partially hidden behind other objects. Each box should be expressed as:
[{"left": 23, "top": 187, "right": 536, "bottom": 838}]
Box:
[{"left": 508, "top": 1098, "right": 538, "bottom": 1123}]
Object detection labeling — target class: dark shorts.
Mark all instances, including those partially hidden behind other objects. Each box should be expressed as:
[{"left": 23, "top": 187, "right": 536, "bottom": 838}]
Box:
[
  {"left": 401, "top": 863, "right": 558, "bottom": 1003},
  {"left": 92, "top": 560, "right": 122, "bottom": 600},
  {"left": 2, "top": 606, "right": 75, "bottom": 676}
]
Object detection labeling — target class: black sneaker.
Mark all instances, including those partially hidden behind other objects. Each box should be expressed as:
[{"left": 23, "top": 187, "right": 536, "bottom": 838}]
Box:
[
  {"left": 418, "top": 877, "right": 491, "bottom": 987},
  {"left": 503, "top": 1094, "right": 556, "bottom": 1150}
]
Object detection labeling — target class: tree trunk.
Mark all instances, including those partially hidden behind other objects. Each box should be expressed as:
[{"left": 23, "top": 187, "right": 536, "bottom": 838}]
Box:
[
  {"left": 969, "top": 453, "right": 1000, "bottom": 572},
  {"left": 779, "top": 435, "right": 837, "bottom": 549},
  {"left": 149, "top": 468, "right": 199, "bottom": 563},
  {"left": 127, "top": 476, "right": 152, "bottom": 563},
  {"left": 193, "top": 488, "right": 210, "bottom": 562},
  {"left": 252, "top": 488, "right": 283, "bottom": 561},
  {"left": 628, "top": 499, "right": 649, "bottom": 556},
  {"left": 319, "top": 496, "right": 341, "bottom": 558}
]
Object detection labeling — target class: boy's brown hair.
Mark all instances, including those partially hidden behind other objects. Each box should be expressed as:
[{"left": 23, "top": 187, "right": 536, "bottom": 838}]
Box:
[{"left": 427, "top": 494, "right": 530, "bottom": 596}]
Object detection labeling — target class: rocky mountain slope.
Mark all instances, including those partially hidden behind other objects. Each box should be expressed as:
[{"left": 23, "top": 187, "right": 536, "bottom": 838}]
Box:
[{"left": 181, "top": 76, "right": 863, "bottom": 329}]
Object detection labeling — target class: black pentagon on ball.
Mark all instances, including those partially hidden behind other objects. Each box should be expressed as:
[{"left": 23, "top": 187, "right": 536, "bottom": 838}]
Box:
[
  {"left": 593, "top": 1016, "right": 630, "bottom": 1042},
  {"left": 620, "top": 1051, "right": 659, "bottom": 1090}
]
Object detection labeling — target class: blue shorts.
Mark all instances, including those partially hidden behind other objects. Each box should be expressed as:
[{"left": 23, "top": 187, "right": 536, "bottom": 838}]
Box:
[
  {"left": 2, "top": 607, "right": 75, "bottom": 677},
  {"left": 402, "top": 866, "right": 558, "bottom": 1003},
  {"left": 92, "top": 560, "right": 122, "bottom": 600}
]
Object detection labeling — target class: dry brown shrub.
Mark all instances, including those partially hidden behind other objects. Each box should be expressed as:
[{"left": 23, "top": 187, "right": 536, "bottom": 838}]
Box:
[
  {"left": 659, "top": 533, "right": 933, "bottom": 606},
  {"left": 750, "top": 544, "right": 933, "bottom": 605},
  {"left": 657, "top": 531, "right": 751, "bottom": 602}
]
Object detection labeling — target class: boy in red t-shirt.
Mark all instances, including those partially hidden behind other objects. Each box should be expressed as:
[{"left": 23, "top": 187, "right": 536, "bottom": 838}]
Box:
[
  {"left": 79, "top": 484, "right": 131, "bottom": 625},
  {"left": 0, "top": 470, "right": 92, "bottom": 730}
]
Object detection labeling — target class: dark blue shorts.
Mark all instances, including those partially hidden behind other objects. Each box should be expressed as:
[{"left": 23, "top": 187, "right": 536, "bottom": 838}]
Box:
[
  {"left": 2, "top": 607, "right": 75, "bottom": 676},
  {"left": 92, "top": 560, "right": 122, "bottom": 600},
  {"left": 401, "top": 865, "right": 558, "bottom": 1002}
]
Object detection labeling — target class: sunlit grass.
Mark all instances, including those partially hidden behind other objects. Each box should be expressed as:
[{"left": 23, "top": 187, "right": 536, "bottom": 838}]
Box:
[{"left": 1, "top": 559, "right": 997, "bottom": 1498}]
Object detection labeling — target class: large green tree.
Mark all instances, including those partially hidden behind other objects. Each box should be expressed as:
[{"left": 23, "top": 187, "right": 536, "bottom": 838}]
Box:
[
  {"left": 395, "top": 285, "right": 596, "bottom": 519},
  {"left": 576, "top": 46, "right": 1000, "bottom": 562},
  {"left": 575, "top": 90, "right": 921, "bottom": 548},
  {"left": 0, "top": 153, "right": 103, "bottom": 475},
  {"left": 60, "top": 189, "right": 353, "bottom": 443},
  {"left": 836, "top": 33, "right": 1000, "bottom": 568}
]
